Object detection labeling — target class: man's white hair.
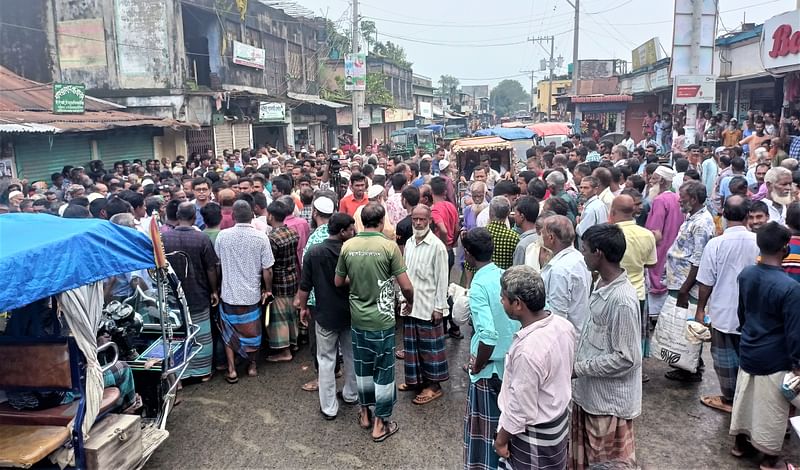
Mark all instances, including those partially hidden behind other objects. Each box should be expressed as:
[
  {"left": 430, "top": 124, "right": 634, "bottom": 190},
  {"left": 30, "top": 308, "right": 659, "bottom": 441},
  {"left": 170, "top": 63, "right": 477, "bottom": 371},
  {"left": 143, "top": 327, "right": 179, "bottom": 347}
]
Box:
[{"left": 764, "top": 166, "right": 791, "bottom": 185}]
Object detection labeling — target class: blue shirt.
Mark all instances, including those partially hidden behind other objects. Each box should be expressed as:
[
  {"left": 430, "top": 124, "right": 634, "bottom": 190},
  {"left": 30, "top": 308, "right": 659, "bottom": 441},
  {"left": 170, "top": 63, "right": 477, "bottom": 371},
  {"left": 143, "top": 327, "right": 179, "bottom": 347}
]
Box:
[
  {"left": 737, "top": 264, "right": 800, "bottom": 375},
  {"left": 194, "top": 202, "right": 207, "bottom": 230},
  {"left": 468, "top": 263, "right": 520, "bottom": 382}
]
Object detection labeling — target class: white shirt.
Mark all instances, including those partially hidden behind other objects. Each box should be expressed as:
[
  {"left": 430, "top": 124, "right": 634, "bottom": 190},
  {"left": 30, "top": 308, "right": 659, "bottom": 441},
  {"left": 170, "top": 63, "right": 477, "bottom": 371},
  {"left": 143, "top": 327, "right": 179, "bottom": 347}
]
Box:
[
  {"left": 403, "top": 230, "right": 450, "bottom": 321},
  {"left": 476, "top": 209, "right": 511, "bottom": 229},
  {"left": 577, "top": 196, "right": 609, "bottom": 237},
  {"left": 214, "top": 223, "right": 275, "bottom": 305},
  {"left": 764, "top": 198, "right": 787, "bottom": 225},
  {"left": 621, "top": 137, "right": 635, "bottom": 152},
  {"left": 541, "top": 246, "right": 591, "bottom": 333}
]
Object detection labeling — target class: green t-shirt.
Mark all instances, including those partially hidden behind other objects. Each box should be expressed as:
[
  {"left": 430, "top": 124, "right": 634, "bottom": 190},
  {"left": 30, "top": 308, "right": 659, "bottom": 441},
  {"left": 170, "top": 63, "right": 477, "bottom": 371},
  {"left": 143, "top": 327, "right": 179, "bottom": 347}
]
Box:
[{"left": 336, "top": 231, "right": 406, "bottom": 331}]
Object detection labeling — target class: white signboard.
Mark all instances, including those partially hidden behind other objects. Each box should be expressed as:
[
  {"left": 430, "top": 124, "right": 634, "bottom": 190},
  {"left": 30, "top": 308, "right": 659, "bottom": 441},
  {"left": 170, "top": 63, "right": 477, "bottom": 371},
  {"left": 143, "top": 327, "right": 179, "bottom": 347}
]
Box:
[
  {"left": 672, "top": 75, "right": 716, "bottom": 104},
  {"left": 418, "top": 101, "right": 433, "bottom": 119},
  {"left": 670, "top": 0, "right": 718, "bottom": 78},
  {"left": 761, "top": 10, "right": 800, "bottom": 74},
  {"left": 259, "top": 102, "right": 285, "bottom": 121},
  {"left": 233, "top": 40, "right": 265, "bottom": 70}
]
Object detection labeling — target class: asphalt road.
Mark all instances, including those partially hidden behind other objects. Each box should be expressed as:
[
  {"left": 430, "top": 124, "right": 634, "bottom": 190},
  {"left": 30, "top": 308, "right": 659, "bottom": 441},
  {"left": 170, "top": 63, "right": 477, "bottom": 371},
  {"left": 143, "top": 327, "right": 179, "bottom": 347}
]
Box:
[{"left": 147, "top": 332, "right": 800, "bottom": 469}]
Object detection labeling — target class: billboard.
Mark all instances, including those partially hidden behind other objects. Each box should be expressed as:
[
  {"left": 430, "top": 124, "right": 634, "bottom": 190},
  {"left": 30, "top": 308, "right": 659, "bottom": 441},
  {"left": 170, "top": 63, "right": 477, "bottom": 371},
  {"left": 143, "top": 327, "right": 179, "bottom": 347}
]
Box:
[
  {"left": 578, "top": 60, "right": 617, "bottom": 79},
  {"left": 462, "top": 85, "right": 489, "bottom": 99},
  {"left": 632, "top": 38, "right": 662, "bottom": 71},
  {"left": 258, "top": 102, "right": 285, "bottom": 122},
  {"left": 233, "top": 41, "right": 266, "bottom": 70},
  {"left": 672, "top": 75, "right": 716, "bottom": 104},
  {"left": 344, "top": 53, "right": 366, "bottom": 91},
  {"left": 418, "top": 101, "right": 433, "bottom": 119},
  {"left": 670, "top": 0, "right": 718, "bottom": 77},
  {"left": 761, "top": 10, "right": 800, "bottom": 74},
  {"left": 53, "top": 83, "right": 85, "bottom": 114}
]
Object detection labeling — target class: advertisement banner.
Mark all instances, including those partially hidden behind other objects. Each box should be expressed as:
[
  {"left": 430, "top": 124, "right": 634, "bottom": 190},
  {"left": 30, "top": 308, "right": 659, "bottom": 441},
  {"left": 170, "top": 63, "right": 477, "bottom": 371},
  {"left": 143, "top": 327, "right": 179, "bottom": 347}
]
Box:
[
  {"left": 233, "top": 40, "right": 266, "bottom": 70},
  {"left": 672, "top": 75, "right": 716, "bottom": 104},
  {"left": 761, "top": 10, "right": 800, "bottom": 74},
  {"left": 344, "top": 53, "right": 366, "bottom": 91},
  {"left": 258, "top": 102, "right": 285, "bottom": 122},
  {"left": 53, "top": 83, "right": 86, "bottom": 114},
  {"left": 670, "top": 0, "right": 718, "bottom": 77},
  {"left": 418, "top": 102, "right": 433, "bottom": 119},
  {"left": 632, "top": 38, "right": 662, "bottom": 71}
]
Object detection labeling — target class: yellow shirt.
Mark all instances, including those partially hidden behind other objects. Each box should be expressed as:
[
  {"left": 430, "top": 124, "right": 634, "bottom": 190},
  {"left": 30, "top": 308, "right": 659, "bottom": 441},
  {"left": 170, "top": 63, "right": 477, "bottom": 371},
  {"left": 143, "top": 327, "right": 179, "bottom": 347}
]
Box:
[
  {"left": 353, "top": 205, "right": 396, "bottom": 240},
  {"left": 617, "top": 220, "right": 657, "bottom": 301}
]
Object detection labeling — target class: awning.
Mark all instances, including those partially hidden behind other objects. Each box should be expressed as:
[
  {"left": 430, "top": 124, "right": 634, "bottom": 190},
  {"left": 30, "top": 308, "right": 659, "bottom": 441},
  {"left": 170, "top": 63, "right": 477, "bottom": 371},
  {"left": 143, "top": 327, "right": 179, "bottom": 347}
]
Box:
[
  {"left": 287, "top": 92, "right": 345, "bottom": 109},
  {"left": 0, "top": 110, "right": 197, "bottom": 133},
  {"left": 451, "top": 136, "right": 513, "bottom": 153},
  {"left": 570, "top": 95, "right": 633, "bottom": 103}
]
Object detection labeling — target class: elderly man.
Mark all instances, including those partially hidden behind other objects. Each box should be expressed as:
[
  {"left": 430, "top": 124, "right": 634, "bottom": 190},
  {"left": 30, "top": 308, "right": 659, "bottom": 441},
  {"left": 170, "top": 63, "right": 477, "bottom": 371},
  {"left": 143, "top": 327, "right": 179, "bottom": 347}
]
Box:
[
  {"left": 577, "top": 175, "right": 609, "bottom": 239},
  {"left": 462, "top": 228, "right": 520, "bottom": 470},
  {"left": 215, "top": 200, "right": 274, "bottom": 382},
  {"left": 354, "top": 185, "right": 395, "bottom": 239},
  {"left": 763, "top": 167, "right": 793, "bottom": 225},
  {"left": 540, "top": 215, "right": 591, "bottom": 333},
  {"left": 695, "top": 195, "right": 758, "bottom": 413},
  {"left": 335, "top": 203, "right": 414, "bottom": 442},
  {"left": 161, "top": 202, "right": 220, "bottom": 381},
  {"left": 399, "top": 205, "right": 450, "bottom": 405},
  {"left": 485, "top": 196, "right": 519, "bottom": 270},
  {"left": 462, "top": 181, "right": 488, "bottom": 233},
  {"left": 573, "top": 224, "right": 642, "bottom": 469},
  {"left": 545, "top": 170, "right": 577, "bottom": 222},
  {"left": 493, "top": 266, "right": 576, "bottom": 469},
  {"left": 644, "top": 166, "right": 684, "bottom": 319}
]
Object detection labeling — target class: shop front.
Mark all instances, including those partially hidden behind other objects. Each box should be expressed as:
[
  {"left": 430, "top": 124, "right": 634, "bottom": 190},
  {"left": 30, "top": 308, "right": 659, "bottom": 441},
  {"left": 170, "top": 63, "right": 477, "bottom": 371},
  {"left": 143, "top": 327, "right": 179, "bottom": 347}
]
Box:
[
  {"left": 572, "top": 95, "right": 632, "bottom": 137},
  {"left": 253, "top": 101, "right": 289, "bottom": 151},
  {"left": 761, "top": 9, "right": 800, "bottom": 117}
]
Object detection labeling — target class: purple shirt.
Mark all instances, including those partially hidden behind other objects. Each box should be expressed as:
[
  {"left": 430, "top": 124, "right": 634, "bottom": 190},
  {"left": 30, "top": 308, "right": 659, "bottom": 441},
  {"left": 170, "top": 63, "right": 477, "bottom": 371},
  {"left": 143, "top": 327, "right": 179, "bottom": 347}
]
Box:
[
  {"left": 285, "top": 214, "right": 310, "bottom": 273},
  {"left": 645, "top": 191, "right": 684, "bottom": 295}
]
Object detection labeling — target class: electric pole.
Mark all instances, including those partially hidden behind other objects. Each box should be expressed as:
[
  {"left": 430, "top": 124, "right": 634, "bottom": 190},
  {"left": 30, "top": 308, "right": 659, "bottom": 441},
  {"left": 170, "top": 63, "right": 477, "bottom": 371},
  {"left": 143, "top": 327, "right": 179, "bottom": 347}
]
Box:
[
  {"left": 520, "top": 70, "right": 537, "bottom": 113},
  {"left": 529, "top": 36, "right": 555, "bottom": 120},
  {"left": 684, "top": 0, "right": 702, "bottom": 146},
  {"left": 567, "top": 0, "right": 580, "bottom": 96},
  {"left": 351, "top": 0, "right": 360, "bottom": 150}
]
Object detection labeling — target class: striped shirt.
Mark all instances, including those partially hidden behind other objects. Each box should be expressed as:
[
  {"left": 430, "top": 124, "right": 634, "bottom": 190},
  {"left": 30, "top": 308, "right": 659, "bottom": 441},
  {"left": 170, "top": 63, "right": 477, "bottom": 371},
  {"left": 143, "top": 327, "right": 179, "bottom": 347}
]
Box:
[
  {"left": 573, "top": 271, "right": 642, "bottom": 419},
  {"left": 403, "top": 229, "right": 449, "bottom": 321},
  {"left": 784, "top": 235, "right": 800, "bottom": 283}
]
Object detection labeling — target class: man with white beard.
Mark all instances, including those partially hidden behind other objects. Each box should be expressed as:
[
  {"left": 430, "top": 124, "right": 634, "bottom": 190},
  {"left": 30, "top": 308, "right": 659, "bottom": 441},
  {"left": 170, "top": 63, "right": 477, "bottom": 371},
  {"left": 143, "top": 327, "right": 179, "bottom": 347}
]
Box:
[{"left": 763, "top": 167, "right": 794, "bottom": 225}]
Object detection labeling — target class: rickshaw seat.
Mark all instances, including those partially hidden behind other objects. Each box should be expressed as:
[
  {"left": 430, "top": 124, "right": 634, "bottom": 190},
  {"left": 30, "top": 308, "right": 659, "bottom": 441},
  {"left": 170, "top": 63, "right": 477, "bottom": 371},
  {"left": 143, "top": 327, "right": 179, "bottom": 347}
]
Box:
[
  {"left": 0, "top": 387, "right": 121, "bottom": 426},
  {"left": 0, "top": 425, "right": 70, "bottom": 468}
]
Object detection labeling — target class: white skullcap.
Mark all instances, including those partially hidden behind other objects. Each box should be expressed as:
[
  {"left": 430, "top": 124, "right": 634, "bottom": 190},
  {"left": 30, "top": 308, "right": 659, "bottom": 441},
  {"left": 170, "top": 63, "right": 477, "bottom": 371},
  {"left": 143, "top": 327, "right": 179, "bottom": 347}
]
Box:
[
  {"left": 86, "top": 193, "right": 104, "bottom": 203},
  {"left": 439, "top": 160, "right": 451, "bottom": 170},
  {"left": 312, "top": 197, "right": 334, "bottom": 215},
  {"left": 654, "top": 165, "right": 675, "bottom": 181},
  {"left": 8, "top": 190, "right": 23, "bottom": 199},
  {"left": 367, "top": 184, "right": 384, "bottom": 199},
  {"left": 374, "top": 167, "right": 386, "bottom": 176}
]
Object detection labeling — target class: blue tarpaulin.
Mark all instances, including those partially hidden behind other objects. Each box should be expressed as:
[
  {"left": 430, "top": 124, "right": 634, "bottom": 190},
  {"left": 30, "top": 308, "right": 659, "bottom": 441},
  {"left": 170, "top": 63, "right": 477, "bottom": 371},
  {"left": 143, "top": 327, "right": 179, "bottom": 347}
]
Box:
[
  {"left": 473, "top": 127, "right": 535, "bottom": 140},
  {"left": 425, "top": 124, "right": 444, "bottom": 132},
  {"left": 0, "top": 213, "right": 156, "bottom": 312}
]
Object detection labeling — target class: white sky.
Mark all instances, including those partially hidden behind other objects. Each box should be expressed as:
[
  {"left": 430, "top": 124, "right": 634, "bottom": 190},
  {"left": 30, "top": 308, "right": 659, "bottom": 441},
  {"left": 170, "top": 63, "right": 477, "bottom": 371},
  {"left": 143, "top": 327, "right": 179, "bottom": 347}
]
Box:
[{"left": 298, "top": 0, "right": 796, "bottom": 88}]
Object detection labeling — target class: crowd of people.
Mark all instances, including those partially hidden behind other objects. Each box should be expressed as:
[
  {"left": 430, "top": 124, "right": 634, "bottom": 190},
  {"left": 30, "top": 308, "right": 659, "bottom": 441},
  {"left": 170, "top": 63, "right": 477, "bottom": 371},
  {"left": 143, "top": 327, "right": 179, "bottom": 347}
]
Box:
[{"left": 1, "top": 107, "right": 799, "bottom": 469}]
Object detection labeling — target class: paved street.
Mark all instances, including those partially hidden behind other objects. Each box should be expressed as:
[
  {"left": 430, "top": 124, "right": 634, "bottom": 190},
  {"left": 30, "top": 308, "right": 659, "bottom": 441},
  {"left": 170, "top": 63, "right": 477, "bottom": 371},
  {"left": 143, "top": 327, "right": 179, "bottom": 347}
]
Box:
[{"left": 149, "top": 332, "right": 800, "bottom": 469}]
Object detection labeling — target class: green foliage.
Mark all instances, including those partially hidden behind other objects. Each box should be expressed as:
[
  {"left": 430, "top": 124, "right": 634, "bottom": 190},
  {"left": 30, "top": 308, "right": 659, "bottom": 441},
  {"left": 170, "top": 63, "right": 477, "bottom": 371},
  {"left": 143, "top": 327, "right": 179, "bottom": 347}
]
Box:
[
  {"left": 322, "top": 72, "right": 394, "bottom": 106},
  {"left": 324, "top": 18, "right": 350, "bottom": 59},
  {"left": 437, "top": 75, "right": 460, "bottom": 102},
  {"left": 371, "top": 41, "right": 412, "bottom": 68},
  {"left": 360, "top": 20, "right": 377, "bottom": 51},
  {"left": 490, "top": 80, "right": 530, "bottom": 117}
]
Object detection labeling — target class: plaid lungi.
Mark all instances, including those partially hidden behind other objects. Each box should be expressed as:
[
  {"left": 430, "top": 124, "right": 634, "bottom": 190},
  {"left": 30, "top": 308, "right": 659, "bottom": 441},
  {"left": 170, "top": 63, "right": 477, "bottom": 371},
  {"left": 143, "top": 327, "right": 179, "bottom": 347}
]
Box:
[
  {"left": 710, "top": 328, "right": 740, "bottom": 402},
  {"left": 218, "top": 302, "right": 262, "bottom": 358},
  {"left": 352, "top": 327, "right": 397, "bottom": 419},
  {"left": 499, "top": 409, "right": 570, "bottom": 470},
  {"left": 403, "top": 317, "right": 449, "bottom": 386},
  {"left": 464, "top": 376, "right": 502, "bottom": 470},
  {"left": 184, "top": 306, "right": 213, "bottom": 378},
  {"left": 267, "top": 296, "right": 298, "bottom": 349},
  {"left": 104, "top": 361, "right": 137, "bottom": 409},
  {"left": 569, "top": 405, "right": 636, "bottom": 470}
]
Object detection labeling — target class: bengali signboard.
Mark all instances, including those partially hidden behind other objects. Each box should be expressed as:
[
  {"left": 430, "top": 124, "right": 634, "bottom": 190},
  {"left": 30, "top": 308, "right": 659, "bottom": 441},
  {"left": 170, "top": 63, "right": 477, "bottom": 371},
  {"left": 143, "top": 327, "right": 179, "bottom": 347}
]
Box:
[
  {"left": 53, "top": 83, "right": 85, "bottom": 114},
  {"left": 632, "top": 38, "right": 662, "bottom": 71},
  {"left": 672, "top": 75, "right": 716, "bottom": 104},
  {"left": 344, "top": 53, "right": 366, "bottom": 91},
  {"left": 258, "top": 102, "right": 285, "bottom": 122},
  {"left": 233, "top": 40, "right": 266, "bottom": 70}
]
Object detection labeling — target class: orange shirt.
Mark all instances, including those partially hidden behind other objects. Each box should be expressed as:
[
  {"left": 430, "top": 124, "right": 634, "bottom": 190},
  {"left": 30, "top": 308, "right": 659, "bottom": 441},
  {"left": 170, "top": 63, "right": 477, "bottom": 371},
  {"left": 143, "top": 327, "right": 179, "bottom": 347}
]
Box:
[{"left": 339, "top": 193, "right": 368, "bottom": 216}]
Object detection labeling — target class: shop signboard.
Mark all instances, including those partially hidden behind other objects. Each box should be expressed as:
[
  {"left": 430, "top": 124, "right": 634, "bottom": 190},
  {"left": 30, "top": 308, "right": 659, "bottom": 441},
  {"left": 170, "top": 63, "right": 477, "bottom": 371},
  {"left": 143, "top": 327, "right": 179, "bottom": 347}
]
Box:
[
  {"left": 670, "top": 0, "right": 717, "bottom": 77},
  {"left": 761, "top": 10, "right": 800, "bottom": 74},
  {"left": 418, "top": 101, "right": 433, "bottom": 119},
  {"left": 258, "top": 102, "right": 285, "bottom": 122},
  {"left": 53, "top": 83, "right": 85, "bottom": 114},
  {"left": 672, "top": 75, "right": 716, "bottom": 104},
  {"left": 384, "top": 108, "right": 414, "bottom": 123},
  {"left": 233, "top": 40, "right": 265, "bottom": 70},
  {"left": 344, "top": 53, "right": 366, "bottom": 91},
  {"left": 370, "top": 107, "right": 383, "bottom": 124},
  {"left": 632, "top": 38, "right": 662, "bottom": 71}
]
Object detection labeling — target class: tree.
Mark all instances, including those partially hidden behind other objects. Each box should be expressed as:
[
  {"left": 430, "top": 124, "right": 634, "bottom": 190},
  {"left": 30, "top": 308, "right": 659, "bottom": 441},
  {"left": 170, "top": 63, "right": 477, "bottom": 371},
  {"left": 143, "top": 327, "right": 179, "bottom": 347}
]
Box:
[
  {"left": 372, "top": 41, "right": 411, "bottom": 68},
  {"left": 323, "top": 72, "right": 393, "bottom": 106},
  {"left": 360, "top": 20, "right": 377, "bottom": 52},
  {"left": 438, "top": 75, "right": 460, "bottom": 104},
  {"left": 490, "top": 80, "right": 530, "bottom": 117},
  {"left": 323, "top": 18, "right": 350, "bottom": 60}
]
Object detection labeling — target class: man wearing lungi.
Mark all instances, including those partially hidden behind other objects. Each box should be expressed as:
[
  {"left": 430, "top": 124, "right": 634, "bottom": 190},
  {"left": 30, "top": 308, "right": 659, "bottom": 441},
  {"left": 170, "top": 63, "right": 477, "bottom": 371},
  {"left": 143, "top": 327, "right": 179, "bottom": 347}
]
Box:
[
  {"left": 494, "top": 266, "right": 576, "bottom": 470},
  {"left": 335, "top": 202, "right": 414, "bottom": 443},
  {"left": 214, "top": 200, "right": 274, "bottom": 383},
  {"left": 266, "top": 199, "right": 300, "bottom": 363},
  {"left": 729, "top": 222, "right": 800, "bottom": 469},
  {"left": 462, "top": 228, "right": 520, "bottom": 470},
  {"left": 399, "top": 205, "right": 450, "bottom": 405},
  {"left": 573, "top": 224, "right": 642, "bottom": 469}
]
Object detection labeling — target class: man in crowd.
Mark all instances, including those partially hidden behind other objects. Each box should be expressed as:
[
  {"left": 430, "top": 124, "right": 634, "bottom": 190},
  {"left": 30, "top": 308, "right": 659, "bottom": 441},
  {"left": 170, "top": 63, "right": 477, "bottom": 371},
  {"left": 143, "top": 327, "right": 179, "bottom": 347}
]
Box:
[
  {"left": 215, "top": 200, "right": 274, "bottom": 382},
  {"left": 540, "top": 215, "right": 591, "bottom": 333},
  {"left": 385, "top": 173, "right": 408, "bottom": 226},
  {"left": 279, "top": 195, "right": 310, "bottom": 271},
  {"left": 399, "top": 205, "right": 450, "bottom": 405},
  {"left": 485, "top": 196, "right": 519, "bottom": 270},
  {"left": 335, "top": 203, "right": 413, "bottom": 442},
  {"left": 338, "top": 174, "right": 369, "bottom": 216},
  {"left": 546, "top": 171, "right": 576, "bottom": 222},
  {"left": 573, "top": 224, "right": 642, "bottom": 469},
  {"left": 192, "top": 177, "right": 212, "bottom": 229},
  {"left": 576, "top": 175, "right": 608, "bottom": 239},
  {"left": 695, "top": 195, "right": 758, "bottom": 413},
  {"left": 493, "top": 265, "right": 576, "bottom": 469},
  {"left": 462, "top": 228, "right": 520, "bottom": 470},
  {"left": 161, "top": 202, "right": 220, "bottom": 382},
  {"left": 297, "top": 213, "right": 358, "bottom": 420},
  {"left": 785, "top": 202, "right": 800, "bottom": 282},
  {"left": 266, "top": 200, "right": 300, "bottom": 363},
  {"left": 512, "top": 196, "right": 539, "bottom": 266},
  {"left": 763, "top": 167, "right": 793, "bottom": 225},
  {"left": 396, "top": 186, "right": 420, "bottom": 252},
  {"left": 729, "top": 222, "right": 800, "bottom": 469}
]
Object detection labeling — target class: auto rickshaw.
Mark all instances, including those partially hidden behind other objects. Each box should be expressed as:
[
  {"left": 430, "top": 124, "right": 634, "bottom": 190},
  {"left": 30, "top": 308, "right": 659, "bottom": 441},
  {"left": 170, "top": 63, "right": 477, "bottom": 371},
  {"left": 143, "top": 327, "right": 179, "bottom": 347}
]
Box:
[
  {"left": 0, "top": 214, "right": 199, "bottom": 469},
  {"left": 389, "top": 127, "right": 435, "bottom": 158},
  {"left": 451, "top": 135, "right": 520, "bottom": 212}
]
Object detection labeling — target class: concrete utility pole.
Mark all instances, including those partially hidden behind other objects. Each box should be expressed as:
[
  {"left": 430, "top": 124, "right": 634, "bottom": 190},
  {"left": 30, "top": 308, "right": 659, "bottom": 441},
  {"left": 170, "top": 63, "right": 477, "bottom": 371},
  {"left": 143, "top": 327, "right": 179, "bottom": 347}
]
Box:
[
  {"left": 684, "top": 0, "right": 702, "bottom": 146},
  {"left": 351, "top": 0, "right": 360, "bottom": 150},
  {"left": 520, "top": 70, "right": 537, "bottom": 113},
  {"left": 567, "top": 0, "right": 580, "bottom": 95},
  {"left": 529, "top": 36, "right": 555, "bottom": 119}
]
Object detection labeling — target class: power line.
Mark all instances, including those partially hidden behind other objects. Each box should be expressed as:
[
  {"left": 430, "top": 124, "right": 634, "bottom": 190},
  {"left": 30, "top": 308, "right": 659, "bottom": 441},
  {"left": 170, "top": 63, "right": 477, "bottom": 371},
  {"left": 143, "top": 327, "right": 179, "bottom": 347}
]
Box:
[{"left": 376, "top": 27, "right": 573, "bottom": 48}]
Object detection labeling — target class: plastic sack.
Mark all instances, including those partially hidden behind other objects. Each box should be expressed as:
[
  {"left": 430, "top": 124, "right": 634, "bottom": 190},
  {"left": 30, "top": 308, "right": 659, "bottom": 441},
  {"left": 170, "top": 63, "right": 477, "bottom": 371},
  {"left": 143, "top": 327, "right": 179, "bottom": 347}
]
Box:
[{"left": 650, "top": 295, "right": 702, "bottom": 373}]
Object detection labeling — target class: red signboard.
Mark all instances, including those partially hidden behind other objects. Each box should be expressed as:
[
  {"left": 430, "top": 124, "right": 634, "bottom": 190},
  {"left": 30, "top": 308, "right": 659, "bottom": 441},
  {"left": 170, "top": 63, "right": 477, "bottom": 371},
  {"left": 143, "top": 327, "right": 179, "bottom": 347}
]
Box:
[{"left": 675, "top": 85, "right": 702, "bottom": 98}]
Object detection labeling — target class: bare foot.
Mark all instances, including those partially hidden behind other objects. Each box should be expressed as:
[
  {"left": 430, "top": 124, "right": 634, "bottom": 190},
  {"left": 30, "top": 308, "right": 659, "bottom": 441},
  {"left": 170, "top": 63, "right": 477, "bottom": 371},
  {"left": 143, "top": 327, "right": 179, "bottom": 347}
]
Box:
[{"left": 247, "top": 362, "right": 257, "bottom": 377}]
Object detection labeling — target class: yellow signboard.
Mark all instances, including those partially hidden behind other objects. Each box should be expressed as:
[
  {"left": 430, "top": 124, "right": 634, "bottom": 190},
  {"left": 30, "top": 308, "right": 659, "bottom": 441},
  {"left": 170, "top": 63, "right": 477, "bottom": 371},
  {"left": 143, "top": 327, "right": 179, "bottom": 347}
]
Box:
[{"left": 632, "top": 38, "right": 661, "bottom": 71}]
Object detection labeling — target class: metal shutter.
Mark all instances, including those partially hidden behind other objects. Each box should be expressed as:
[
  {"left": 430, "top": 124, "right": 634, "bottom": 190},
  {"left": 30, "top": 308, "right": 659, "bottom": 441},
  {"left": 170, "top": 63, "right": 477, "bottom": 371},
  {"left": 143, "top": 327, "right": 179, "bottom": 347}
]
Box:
[
  {"left": 187, "top": 127, "right": 214, "bottom": 156},
  {"left": 232, "top": 123, "right": 252, "bottom": 149},
  {"left": 13, "top": 134, "right": 93, "bottom": 182},
  {"left": 96, "top": 130, "right": 155, "bottom": 165},
  {"left": 213, "top": 123, "right": 234, "bottom": 156}
]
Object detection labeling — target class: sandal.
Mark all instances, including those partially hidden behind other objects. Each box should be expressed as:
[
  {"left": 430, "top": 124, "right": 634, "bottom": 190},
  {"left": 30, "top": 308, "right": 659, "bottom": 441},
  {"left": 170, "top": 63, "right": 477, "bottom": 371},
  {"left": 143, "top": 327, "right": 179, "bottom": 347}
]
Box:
[
  {"left": 200, "top": 373, "right": 213, "bottom": 383},
  {"left": 372, "top": 420, "right": 399, "bottom": 442},
  {"left": 413, "top": 389, "right": 443, "bottom": 405},
  {"left": 398, "top": 383, "right": 418, "bottom": 392},
  {"left": 302, "top": 379, "right": 319, "bottom": 392},
  {"left": 700, "top": 395, "right": 732, "bottom": 413},
  {"left": 225, "top": 373, "right": 239, "bottom": 384},
  {"left": 357, "top": 408, "right": 372, "bottom": 430},
  {"left": 448, "top": 327, "right": 464, "bottom": 339},
  {"left": 664, "top": 369, "right": 702, "bottom": 383}
]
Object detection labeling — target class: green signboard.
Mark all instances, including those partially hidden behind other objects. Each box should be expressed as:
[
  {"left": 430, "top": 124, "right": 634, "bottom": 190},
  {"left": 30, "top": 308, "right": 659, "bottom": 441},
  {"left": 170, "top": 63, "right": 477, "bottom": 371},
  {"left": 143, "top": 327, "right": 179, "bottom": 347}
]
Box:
[{"left": 53, "top": 83, "right": 85, "bottom": 114}]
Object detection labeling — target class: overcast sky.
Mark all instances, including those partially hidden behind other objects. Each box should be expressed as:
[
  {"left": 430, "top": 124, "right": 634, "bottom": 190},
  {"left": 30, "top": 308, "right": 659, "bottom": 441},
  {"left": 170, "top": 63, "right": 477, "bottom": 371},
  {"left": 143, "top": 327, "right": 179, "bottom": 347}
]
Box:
[{"left": 296, "top": 0, "right": 795, "bottom": 89}]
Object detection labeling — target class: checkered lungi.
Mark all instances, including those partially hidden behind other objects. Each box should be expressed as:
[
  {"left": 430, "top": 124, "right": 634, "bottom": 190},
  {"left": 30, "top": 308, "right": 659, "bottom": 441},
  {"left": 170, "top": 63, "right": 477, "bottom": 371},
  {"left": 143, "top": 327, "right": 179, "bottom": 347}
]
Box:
[
  {"left": 103, "top": 361, "right": 137, "bottom": 409},
  {"left": 569, "top": 405, "right": 636, "bottom": 470},
  {"left": 403, "top": 317, "right": 449, "bottom": 386},
  {"left": 352, "top": 326, "right": 397, "bottom": 419},
  {"left": 464, "top": 376, "right": 502, "bottom": 470},
  {"left": 499, "top": 408, "right": 570, "bottom": 470},
  {"left": 267, "top": 296, "right": 298, "bottom": 349},
  {"left": 710, "top": 328, "right": 740, "bottom": 402},
  {"left": 218, "top": 302, "right": 262, "bottom": 358}
]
